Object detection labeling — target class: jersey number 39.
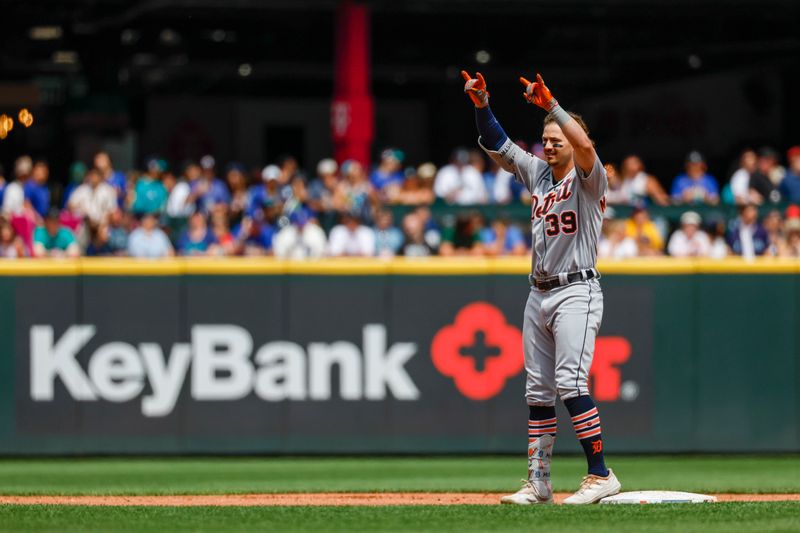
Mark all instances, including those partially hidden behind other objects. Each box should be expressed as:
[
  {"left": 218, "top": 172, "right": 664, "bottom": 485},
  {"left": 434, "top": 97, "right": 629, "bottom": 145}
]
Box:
[{"left": 544, "top": 211, "right": 578, "bottom": 236}]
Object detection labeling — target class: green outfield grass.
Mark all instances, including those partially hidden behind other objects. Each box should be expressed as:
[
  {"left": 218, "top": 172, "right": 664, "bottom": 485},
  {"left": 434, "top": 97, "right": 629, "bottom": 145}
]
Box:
[
  {"left": 0, "top": 455, "right": 797, "bottom": 495},
  {"left": 0, "top": 503, "right": 799, "bottom": 533}
]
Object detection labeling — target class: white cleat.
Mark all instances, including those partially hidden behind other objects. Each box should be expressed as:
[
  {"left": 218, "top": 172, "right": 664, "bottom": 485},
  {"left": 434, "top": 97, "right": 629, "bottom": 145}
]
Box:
[
  {"left": 563, "top": 469, "right": 621, "bottom": 505},
  {"left": 500, "top": 479, "right": 554, "bottom": 505}
]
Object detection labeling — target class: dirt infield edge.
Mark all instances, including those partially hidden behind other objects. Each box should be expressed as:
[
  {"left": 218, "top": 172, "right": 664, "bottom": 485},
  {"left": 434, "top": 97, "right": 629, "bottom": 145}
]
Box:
[{"left": 0, "top": 493, "right": 798, "bottom": 506}]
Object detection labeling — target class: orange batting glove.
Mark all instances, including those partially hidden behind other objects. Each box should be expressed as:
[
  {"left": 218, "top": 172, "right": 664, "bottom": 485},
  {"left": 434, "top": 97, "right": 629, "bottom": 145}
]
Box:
[
  {"left": 461, "top": 70, "right": 489, "bottom": 108},
  {"left": 520, "top": 73, "right": 559, "bottom": 111}
]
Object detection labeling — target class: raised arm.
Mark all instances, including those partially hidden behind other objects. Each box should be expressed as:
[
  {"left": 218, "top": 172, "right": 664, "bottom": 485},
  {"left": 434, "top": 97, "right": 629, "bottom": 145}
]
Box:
[
  {"left": 461, "top": 70, "right": 508, "bottom": 151},
  {"left": 520, "top": 73, "right": 597, "bottom": 175},
  {"left": 461, "top": 70, "right": 540, "bottom": 188}
]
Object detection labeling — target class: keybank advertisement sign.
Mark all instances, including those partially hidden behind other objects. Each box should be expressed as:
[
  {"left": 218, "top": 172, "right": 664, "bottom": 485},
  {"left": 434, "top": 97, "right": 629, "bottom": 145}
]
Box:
[
  {"left": 31, "top": 324, "right": 420, "bottom": 416},
  {"left": 13, "top": 277, "right": 653, "bottom": 453}
]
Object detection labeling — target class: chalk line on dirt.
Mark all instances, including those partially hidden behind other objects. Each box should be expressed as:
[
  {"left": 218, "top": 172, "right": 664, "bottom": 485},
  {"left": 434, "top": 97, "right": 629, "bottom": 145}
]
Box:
[{"left": 0, "top": 493, "right": 798, "bottom": 506}]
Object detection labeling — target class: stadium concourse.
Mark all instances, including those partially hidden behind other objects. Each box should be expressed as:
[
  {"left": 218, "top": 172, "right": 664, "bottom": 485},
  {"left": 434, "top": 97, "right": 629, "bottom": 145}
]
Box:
[{"left": 1, "top": 145, "right": 800, "bottom": 261}]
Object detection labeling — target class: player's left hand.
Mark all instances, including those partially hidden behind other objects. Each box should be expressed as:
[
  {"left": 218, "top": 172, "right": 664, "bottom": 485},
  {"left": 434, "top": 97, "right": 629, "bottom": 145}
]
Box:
[{"left": 519, "top": 73, "right": 558, "bottom": 111}]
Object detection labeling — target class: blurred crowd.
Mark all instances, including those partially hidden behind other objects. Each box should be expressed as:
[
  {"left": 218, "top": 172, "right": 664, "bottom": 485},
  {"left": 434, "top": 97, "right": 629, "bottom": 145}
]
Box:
[
  {"left": 600, "top": 145, "right": 800, "bottom": 259},
  {"left": 0, "top": 141, "right": 799, "bottom": 259}
]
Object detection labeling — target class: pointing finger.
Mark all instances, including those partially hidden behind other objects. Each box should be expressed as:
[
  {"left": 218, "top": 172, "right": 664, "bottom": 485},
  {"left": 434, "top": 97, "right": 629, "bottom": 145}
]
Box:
[
  {"left": 461, "top": 70, "right": 472, "bottom": 82},
  {"left": 519, "top": 76, "right": 532, "bottom": 88}
]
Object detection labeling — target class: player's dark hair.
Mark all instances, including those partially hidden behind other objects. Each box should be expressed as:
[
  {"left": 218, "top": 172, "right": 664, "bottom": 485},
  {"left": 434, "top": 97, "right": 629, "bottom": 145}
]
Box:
[{"left": 543, "top": 110, "right": 590, "bottom": 136}]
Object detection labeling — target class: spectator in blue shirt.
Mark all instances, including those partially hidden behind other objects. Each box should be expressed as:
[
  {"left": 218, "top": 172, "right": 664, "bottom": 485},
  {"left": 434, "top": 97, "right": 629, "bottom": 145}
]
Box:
[
  {"left": 195, "top": 155, "right": 231, "bottom": 213},
  {"left": 248, "top": 165, "right": 281, "bottom": 218},
  {"left": 199, "top": 176, "right": 232, "bottom": 212},
  {"left": 370, "top": 149, "right": 404, "bottom": 200},
  {"left": 94, "top": 151, "right": 128, "bottom": 207},
  {"left": 671, "top": 151, "right": 719, "bottom": 205},
  {"left": 177, "top": 212, "right": 219, "bottom": 256},
  {"left": 24, "top": 160, "right": 50, "bottom": 217},
  {"left": 107, "top": 208, "right": 130, "bottom": 253},
  {"left": 233, "top": 216, "right": 275, "bottom": 256},
  {"left": 779, "top": 146, "right": 800, "bottom": 204},
  {"left": 373, "top": 209, "right": 403, "bottom": 257},
  {"left": 479, "top": 218, "right": 527, "bottom": 256},
  {"left": 0, "top": 163, "right": 6, "bottom": 207},
  {"left": 308, "top": 159, "right": 340, "bottom": 214},
  {"left": 128, "top": 213, "right": 174, "bottom": 258}
]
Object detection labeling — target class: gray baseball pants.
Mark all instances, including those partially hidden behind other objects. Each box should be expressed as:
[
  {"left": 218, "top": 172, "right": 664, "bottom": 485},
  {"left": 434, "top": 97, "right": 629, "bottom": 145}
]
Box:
[{"left": 523, "top": 279, "right": 603, "bottom": 405}]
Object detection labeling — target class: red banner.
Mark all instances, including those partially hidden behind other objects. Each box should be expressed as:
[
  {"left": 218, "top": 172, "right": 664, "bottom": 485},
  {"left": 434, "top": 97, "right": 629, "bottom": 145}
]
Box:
[{"left": 332, "top": 0, "right": 374, "bottom": 167}]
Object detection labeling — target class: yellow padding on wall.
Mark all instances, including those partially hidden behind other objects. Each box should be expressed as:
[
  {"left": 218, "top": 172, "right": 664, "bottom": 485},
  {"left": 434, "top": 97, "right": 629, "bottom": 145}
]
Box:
[{"left": 0, "top": 257, "right": 796, "bottom": 276}]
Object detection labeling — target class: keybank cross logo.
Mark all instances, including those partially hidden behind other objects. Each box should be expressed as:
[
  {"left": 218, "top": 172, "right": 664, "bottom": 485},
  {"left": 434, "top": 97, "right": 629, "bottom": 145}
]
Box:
[
  {"left": 591, "top": 337, "right": 632, "bottom": 401},
  {"left": 430, "top": 302, "right": 523, "bottom": 400},
  {"left": 431, "top": 302, "right": 634, "bottom": 402}
]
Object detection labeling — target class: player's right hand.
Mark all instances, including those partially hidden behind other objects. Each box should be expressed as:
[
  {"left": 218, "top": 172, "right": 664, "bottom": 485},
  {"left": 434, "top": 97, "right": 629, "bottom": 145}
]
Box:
[{"left": 461, "top": 70, "right": 489, "bottom": 108}]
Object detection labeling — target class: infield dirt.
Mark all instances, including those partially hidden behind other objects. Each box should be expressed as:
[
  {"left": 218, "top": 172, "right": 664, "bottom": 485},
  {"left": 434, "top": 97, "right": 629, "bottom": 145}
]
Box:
[{"left": 0, "top": 493, "right": 798, "bottom": 506}]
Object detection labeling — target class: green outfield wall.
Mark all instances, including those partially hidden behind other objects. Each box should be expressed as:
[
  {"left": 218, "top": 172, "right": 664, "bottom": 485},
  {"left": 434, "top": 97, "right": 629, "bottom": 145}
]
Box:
[{"left": 0, "top": 258, "right": 797, "bottom": 455}]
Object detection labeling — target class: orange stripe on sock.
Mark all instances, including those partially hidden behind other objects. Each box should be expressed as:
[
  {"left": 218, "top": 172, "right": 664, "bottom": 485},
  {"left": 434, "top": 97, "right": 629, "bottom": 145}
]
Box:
[
  {"left": 528, "top": 418, "right": 557, "bottom": 427},
  {"left": 576, "top": 427, "right": 602, "bottom": 440},
  {"left": 573, "top": 417, "right": 600, "bottom": 431},
  {"left": 571, "top": 408, "right": 598, "bottom": 423}
]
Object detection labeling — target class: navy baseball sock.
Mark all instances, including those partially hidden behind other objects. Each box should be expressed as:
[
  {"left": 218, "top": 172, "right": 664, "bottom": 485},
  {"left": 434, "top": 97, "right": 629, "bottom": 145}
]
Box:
[
  {"left": 528, "top": 405, "right": 557, "bottom": 442},
  {"left": 563, "top": 395, "right": 609, "bottom": 477}
]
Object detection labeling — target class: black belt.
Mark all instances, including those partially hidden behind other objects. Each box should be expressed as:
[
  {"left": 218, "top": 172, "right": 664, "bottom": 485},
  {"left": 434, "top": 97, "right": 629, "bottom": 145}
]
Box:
[{"left": 529, "top": 268, "right": 599, "bottom": 291}]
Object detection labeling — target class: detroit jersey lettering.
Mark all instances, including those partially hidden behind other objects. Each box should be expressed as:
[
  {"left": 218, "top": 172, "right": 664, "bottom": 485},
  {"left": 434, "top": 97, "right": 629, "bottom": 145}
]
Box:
[{"left": 480, "top": 137, "right": 607, "bottom": 277}]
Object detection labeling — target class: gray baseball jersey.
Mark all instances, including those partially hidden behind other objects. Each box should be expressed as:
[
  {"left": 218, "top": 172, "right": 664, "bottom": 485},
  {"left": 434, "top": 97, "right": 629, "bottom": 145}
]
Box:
[
  {"left": 480, "top": 137, "right": 607, "bottom": 278},
  {"left": 479, "top": 136, "right": 607, "bottom": 405}
]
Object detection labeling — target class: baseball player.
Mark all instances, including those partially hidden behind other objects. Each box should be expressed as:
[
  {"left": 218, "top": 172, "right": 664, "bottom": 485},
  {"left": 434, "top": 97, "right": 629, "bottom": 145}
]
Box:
[{"left": 461, "top": 70, "right": 621, "bottom": 504}]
